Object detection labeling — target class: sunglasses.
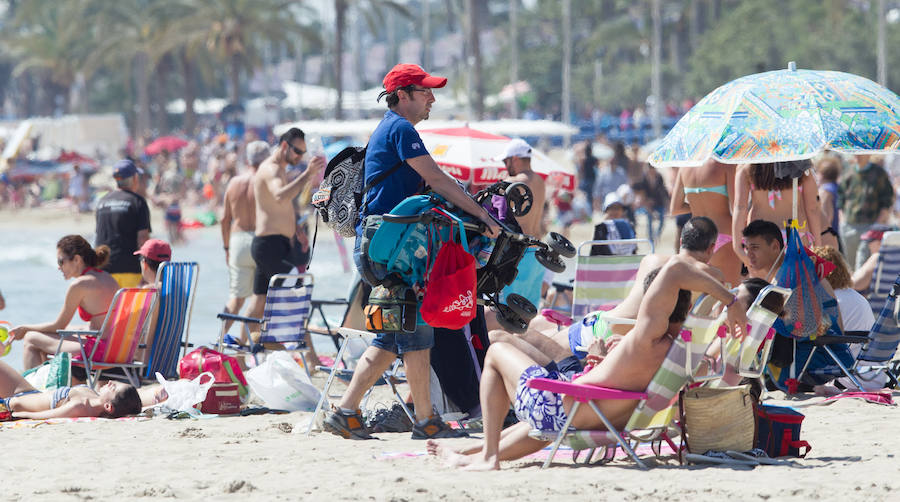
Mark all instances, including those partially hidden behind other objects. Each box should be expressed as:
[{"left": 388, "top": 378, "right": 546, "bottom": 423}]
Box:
[
  {"left": 288, "top": 144, "right": 306, "bottom": 156},
  {"left": 57, "top": 256, "right": 70, "bottom": 266}
]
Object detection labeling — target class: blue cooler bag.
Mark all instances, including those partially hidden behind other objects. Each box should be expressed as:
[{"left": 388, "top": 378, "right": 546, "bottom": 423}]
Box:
[{"left": 756, "top": 404, "right": 811, "bottom": 458}]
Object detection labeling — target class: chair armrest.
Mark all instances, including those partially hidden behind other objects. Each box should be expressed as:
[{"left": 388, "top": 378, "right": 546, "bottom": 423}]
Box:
[
  {"left": 541, "top": 309, "right": 573, "bottom": 326},
  {"left": 216, "top": 312, "right": 263, "bottom": 324},
  {"left": 312, "top": 298, "right": 350, "bottom": 306},
  {"left": 526, "top": 377, "right": 647, "bottom": 402},
  {"left": 56, "top": 329, "right": 100, "bottom": 337},
  {"left": 552, "top": 280, "right": 574, "bottom": 292},
  {"left": 813, "top": 335, "right": 870, "bottom": 345}
]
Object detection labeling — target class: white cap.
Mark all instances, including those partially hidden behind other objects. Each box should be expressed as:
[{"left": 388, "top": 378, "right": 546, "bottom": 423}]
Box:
[
  {"left": 603, "top": 192, "right": 624, "bottom": 211},
  {"left": 498, "top": 138, "right": 532, "bottom": 160}
]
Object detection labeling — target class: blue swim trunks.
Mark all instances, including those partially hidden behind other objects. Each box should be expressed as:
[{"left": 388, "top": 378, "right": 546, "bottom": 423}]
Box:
[
  {"left": 500, "top": 248, "right": 544, "bottom": 309},
  {"left": 514, "top": 364, "right": 569, "bottom": 433}
]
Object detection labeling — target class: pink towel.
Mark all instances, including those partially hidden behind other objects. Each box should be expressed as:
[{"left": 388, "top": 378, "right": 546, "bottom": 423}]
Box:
[{"left": 822, "top": 390, "right": 894, "bottom": 406}]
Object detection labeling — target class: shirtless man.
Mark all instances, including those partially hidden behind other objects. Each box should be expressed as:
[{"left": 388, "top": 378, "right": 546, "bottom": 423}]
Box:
[
  {"left": 486, "top": 138, "right": 546, "bottom": 329},
  {"left": 250, "top": 128, "right": 325, "bottom": 363},
  {"left": 221, "top": 140, "right": 268, "bottom": 337},
  {"left": 523, "top": 216, "right": 722, "bottom": 355},
  {"left": 428, "top": 252, "right": 747, "bottom": 470}
]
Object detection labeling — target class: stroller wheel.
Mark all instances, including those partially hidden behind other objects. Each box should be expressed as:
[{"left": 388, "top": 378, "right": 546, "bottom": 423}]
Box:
[
  {"left": 495, "top": 304, "right": 529, "bottom": 334},
  {"left": 547, "top": 232, "right": 576, "bottom": 258},
  {"left": 505, "top": 182, "right": 533, "bottom": 217},
  {"left": 505, "top": 293, "right": 537, "bottom": 321},
  {"left": 536, "top": 249, "right": 566, "bottom": 273}
]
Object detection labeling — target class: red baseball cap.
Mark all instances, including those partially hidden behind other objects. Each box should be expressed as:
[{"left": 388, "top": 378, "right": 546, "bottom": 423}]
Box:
[
  {"left": 134, "top": 239, "right": 172, "bottom": 262},
  {"left": 382, "top": 64, "right": 447, "bottom": 93}
]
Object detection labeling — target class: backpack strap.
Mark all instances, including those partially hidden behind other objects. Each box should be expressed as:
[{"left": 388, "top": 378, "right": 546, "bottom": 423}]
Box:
[{"left": 360, "top": 159, "right": 405, "bottom": 215}]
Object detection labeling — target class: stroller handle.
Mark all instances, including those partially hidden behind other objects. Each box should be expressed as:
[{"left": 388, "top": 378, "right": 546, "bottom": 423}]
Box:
[{"left": 383, "top": 211, "right": 487, "bottom": 233}]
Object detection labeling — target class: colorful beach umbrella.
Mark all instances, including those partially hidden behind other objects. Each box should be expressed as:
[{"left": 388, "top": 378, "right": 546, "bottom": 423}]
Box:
[
  {"left": 648, "top": 62, "right": 900, "bottom": 168},
  {"left": 418, "top": 126, "right": 576, "bottom": 191}
]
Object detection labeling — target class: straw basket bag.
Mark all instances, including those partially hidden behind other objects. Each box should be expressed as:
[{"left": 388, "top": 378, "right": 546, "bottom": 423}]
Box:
[{"left": 682, "top": 385, "right": 756, "bottom": 453}]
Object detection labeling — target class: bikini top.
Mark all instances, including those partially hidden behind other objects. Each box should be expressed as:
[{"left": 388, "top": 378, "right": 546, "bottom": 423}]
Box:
[
  {"left": 50, "top": 385, "right": 90, "bottom": 409},
  {"left": 683, "top": 184, "right": 728, "bottom": 197},
  {"left": 77, "top": 267, "right": 109, "bottom": 322}
]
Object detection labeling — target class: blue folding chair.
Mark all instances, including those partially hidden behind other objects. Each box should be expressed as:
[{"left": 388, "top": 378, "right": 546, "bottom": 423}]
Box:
[
  {"left": 143, "top": 261, "right": 199, "bottom": 379},
  {"left": 216, "top": 273, "right": 314, "bottom": 369},
  {"left": 799, "top": 274, "right": 900, "bottom": 389}
]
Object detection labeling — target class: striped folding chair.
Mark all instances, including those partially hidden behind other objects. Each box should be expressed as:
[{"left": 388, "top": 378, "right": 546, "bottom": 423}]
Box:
[
  {"left": 57, "top": 288, "right": 158, "bottom": 388},
  {"left": 143, "top": 261, "right": 199, "bottom": 380},
  {"left": 570, "top": 239, "right": 653, "bottom": 319},
  {"left": 216, "top": 274, "right": 314, "bottom": 369},
  {"left": 866, "top": 231, "right": 900, "bottom": 318},
  {"left": 799, "top": 275, "right": 900, "bottom": 389},
  {"left": 527, "top": 296, "right": 725, "bottom": 469}
]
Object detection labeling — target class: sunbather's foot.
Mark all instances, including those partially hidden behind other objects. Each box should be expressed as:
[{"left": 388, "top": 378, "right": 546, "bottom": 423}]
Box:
[
  {"left": 461, "top": 456, "right": 500, "bottom": 471},
  {"left": 323, "top": 406, "right": 373, "bottom": 440},
  {"left": 411, "top": 415, "right": 469, "bottom": 440},
  {"left": 426, "top": 439, "right": 473, "bottom": 468}
]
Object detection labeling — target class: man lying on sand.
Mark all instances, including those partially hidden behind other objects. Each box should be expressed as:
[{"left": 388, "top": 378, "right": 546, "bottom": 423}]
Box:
[
  {"left": 0, "top": 359, "right": 141, "bottom": 419},
  {"left": 428, "top": 251, "right": 747, "bottom": 470}
]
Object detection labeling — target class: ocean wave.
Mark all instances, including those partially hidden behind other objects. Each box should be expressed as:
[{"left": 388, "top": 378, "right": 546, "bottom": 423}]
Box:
[{"left": 0, "top": 244, "right": 56, "bottom": 266}]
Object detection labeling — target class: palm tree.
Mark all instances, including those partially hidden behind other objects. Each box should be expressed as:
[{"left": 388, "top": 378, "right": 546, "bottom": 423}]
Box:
[
  {"left": 333, "top": 0, "right": 410, "bottom": 119},
  {"left": 3, "top": 0, "right": 94, "bottom": 115},
  {"left": 201, "top": 0, "right": 319, "bottom": 104}
]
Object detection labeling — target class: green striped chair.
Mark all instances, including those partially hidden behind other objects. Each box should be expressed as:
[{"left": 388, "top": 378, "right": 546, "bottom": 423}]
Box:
[
  {"left": 527, "top": 297, "right": 726, "bottom": 469},
  {"left": 570, "top": 239, "right": 654, "bottom": 319}
]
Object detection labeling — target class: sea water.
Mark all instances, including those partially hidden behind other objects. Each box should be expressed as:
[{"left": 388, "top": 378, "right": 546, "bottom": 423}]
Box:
[{"left": 0, "top": 225, "right": 356, "bottom": 372}]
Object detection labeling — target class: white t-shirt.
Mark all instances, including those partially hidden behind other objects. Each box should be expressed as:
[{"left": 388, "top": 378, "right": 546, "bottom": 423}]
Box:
[{"left": 834, "top": 288, "right": 875, "bottom": 332}]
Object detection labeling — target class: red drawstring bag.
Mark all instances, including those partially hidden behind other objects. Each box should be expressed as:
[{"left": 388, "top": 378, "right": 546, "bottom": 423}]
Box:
[{"left": 421, "top": 209, "right": 477, "bottom": 329}]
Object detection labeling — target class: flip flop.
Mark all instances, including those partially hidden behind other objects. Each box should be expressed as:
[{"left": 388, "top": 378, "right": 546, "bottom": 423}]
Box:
[{"left": 726, "top": 450, "right": 783, "bottom": 466}]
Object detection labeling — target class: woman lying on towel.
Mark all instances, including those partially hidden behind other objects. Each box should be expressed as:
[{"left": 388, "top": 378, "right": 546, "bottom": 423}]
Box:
[
  {"left": 10, "top": 235, "right": 119, "bottom": 370},
  {"left": 428, "top": 255, "right": 747, "bottom": 470},
  {"left": 0, "top": 360, "right": 141, "bottom": 420}
]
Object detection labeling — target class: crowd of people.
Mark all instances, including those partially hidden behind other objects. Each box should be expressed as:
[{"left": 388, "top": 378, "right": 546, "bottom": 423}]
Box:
[{"left": 1, "top": 62, "right": 899, "bottom": 474}]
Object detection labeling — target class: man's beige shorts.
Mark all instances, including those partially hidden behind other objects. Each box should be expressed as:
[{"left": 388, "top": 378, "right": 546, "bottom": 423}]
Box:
[{"left": 228, "top": 231, "right": 257, "bottom": 298}]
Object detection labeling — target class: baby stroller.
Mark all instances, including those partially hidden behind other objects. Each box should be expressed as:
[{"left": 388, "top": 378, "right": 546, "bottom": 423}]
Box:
[{"left": 362, "top": 183, "right": 575, "bottom": 333}]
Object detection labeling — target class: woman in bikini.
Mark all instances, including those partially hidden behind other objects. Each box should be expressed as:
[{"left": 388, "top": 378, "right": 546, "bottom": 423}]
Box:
[
  {"left": 11, "top": 235, "right": 119, "bottom": 369},
  {"left": 0, "top": 359, "right": 141, "bottom": 419},
  {"left": 732, "top": 161, "right": 823, "bottom": 271},
  {"left": 670, "top": 159, "right": 741, "bottom": 286}
]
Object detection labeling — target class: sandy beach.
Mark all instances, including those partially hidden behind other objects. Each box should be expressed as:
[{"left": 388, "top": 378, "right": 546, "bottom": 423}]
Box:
[
  {"left": 5, "top": 378, "right": 899, "bottom": 501},
  {"left": 3, "top": 207, "right": 899, "bottom": 501}
]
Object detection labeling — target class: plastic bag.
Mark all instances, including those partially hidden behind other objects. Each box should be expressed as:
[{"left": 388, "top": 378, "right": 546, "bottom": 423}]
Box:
[
  {"left": 156, "top": 371, "right": 215, "bottom": 412},
  {"left": 244, "top": 352, "right": 321, "bottom": 411}
]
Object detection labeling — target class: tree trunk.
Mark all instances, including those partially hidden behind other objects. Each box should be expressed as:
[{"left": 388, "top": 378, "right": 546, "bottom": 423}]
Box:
[
  {"left": 229, "top": 52, "right": 241, "bottom": 103},
  {"left": 509, "top": 0, "right": 518, "bottom": 118},
  {"left": 465, "top": 0, "right": 484, "bottom": 120},
  {"left": 135, "top": 51, "right": 151, "bottom": 140},
  {"left": 181, "top": 50, "right": 197, "bottom": 135},
  {"left": 334, "top": 0, "right": 346, "bottom": 119}
]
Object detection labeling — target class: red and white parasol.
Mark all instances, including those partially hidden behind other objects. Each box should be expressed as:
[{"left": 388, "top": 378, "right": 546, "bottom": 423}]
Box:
[{"left": 418, "top": 126, "right": 575, "bottom": 191}]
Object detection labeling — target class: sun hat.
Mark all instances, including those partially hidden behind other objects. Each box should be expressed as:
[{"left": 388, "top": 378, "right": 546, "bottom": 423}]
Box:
[
  {"left": 382, "top": 64, "right": 447, "bottom": 93},
  {"left": 113, "top": 159, "right": 138, "bottom": 179},
  {"left": 134, "top": 238, "right": 172, "bottom": 262}
]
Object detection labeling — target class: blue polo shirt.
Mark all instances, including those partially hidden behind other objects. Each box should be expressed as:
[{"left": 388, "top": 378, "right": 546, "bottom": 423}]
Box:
[{"left": 359, "top": 110, "right": 429, "bottom": 224}]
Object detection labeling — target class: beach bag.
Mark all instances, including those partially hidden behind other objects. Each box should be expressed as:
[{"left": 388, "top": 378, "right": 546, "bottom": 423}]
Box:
[
  {"left": 311, "top": 145, "right": 403, "bottom": 238},
  {"left": 244, "top": 352, "right": 321, "bottom": 412},
  {"left": 421, "top": 209, "right": 477, "bottom": 329},
  {"left": 197, "top": 382, "right": 242, "bottom": 415},
  {"left": 756, "top": 404, "right": 811, "bottom": 458},
  {"left": 365, "top": 284, "right": 418, "bottom": 333},
  {"left": 178, "top": 347, "right": 248, "bottom": 397},
  {"left": 23, "top": 352, "right": 71, "bottom": 390},
  {"left": 681, "top": 385, "right": 756, "bottom": 453}
]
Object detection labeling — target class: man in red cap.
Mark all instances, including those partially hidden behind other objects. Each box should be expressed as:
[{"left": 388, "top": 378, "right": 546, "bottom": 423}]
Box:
[{"left": 324, "top": 64, "right": 499, "bottom": 441}]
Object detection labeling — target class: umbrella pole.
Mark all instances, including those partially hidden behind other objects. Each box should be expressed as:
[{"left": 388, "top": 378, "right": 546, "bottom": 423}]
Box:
[{"left": 792, "top": 177, "right": 799, "bottom": 224}]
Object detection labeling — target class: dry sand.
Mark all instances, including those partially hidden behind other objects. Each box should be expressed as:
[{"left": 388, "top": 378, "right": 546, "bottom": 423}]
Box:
[
  {"left": 4, "top": 207, "right": 899, "bottom": 501},
  {"left": 5, "top": 377, "right": 899, "bottom": 502}
]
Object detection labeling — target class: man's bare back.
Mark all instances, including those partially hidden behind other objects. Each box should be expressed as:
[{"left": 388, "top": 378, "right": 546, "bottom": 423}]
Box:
[
  {"left": 507, "top": 170, "right": 545, "bottom": 237},
  {"left": 225, "top": 173, "right": 256, "bottom": 233}
]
